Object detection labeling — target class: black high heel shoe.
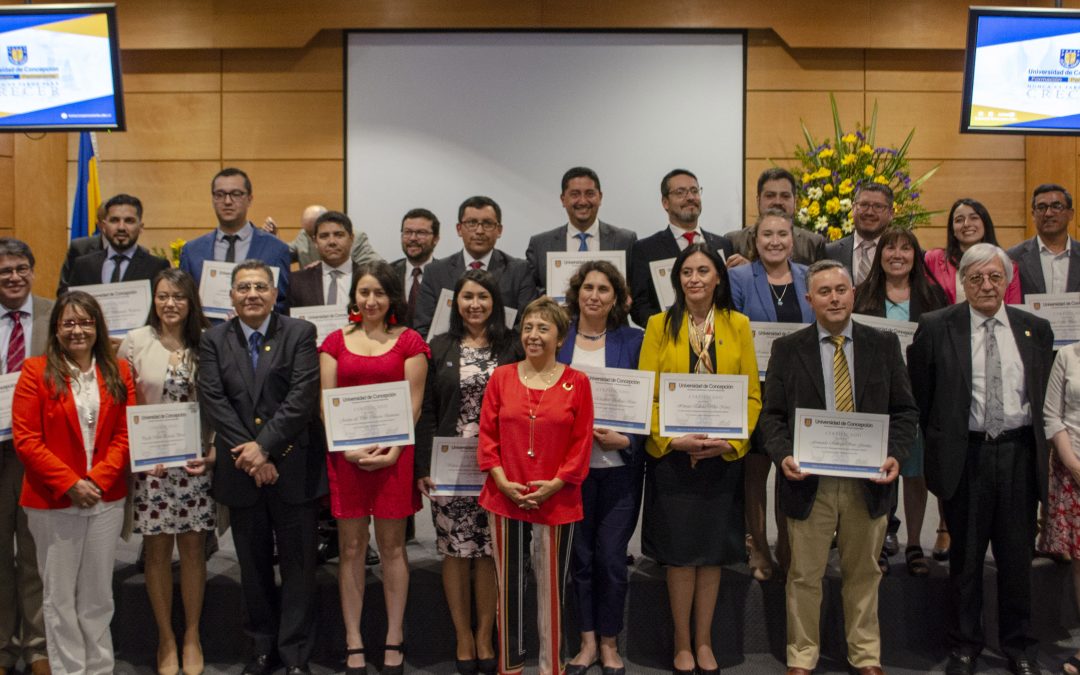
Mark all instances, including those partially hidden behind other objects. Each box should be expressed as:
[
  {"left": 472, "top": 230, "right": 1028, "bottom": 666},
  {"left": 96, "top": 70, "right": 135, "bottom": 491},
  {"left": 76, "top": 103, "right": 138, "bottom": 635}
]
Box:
[
  {"left": 455, "top": 657, "right": 478, "bottom": 675},
  {"left": 382, "top": 644, "right": 405, "bottom": 675},
  {"left": 344, "top": 646, "right": 367, "bottom": 675},
  {"left": 476, "top": 656, "right": 497, "bottom": 675}
]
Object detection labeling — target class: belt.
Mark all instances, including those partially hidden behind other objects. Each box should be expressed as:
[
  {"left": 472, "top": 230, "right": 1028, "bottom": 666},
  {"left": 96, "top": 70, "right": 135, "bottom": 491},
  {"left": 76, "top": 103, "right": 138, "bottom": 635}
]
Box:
[{"left": 968, "top": 426, "right": 1032, "bottom": 444}]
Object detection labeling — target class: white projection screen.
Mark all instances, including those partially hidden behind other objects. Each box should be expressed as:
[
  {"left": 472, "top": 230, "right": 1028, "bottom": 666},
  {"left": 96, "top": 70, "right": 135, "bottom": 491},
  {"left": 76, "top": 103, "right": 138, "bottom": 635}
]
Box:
[{"left": 345, "top": 32, "right": 745, "bottom": 261}]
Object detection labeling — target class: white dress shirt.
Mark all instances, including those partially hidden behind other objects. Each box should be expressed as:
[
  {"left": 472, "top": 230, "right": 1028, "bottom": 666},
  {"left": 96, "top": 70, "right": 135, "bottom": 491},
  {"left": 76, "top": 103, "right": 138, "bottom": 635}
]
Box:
[
  {"left": 0, "top": 294, "right": 33, "bottom": 374},
  {"left": 668, "top": 223, "right": 704, "bottom": 251},
  {"left": 214, "top": 222, "right": 255, "bottom": 262},
  {"left": 101, "top": 243, "right": 135, "bottom": 284},
  {"left": 969, "top": 304, "right": 1029, "bottom": 432},
  {"left": 402, "top": 258, "right": 433, "bottom": 293},
  {"left": 463, "top": 249, "right": 494, "bottom": 270},
  {"left": 321, "top": 260, "right": 353, "bottom": 307},
  {"left": 1037, "top": 235, "right": 1072, "bottom": 294},
  {"left": 566, "top": 222, "right": 599, "bottom": 253},
  {"left": 60, "top": 357, "right": 118, "bottom": 516}
]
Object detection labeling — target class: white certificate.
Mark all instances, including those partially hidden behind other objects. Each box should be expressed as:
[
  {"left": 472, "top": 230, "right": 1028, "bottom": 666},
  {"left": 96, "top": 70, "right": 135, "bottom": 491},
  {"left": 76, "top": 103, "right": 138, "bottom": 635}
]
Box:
[
  {"left": 127, "top": 402, "right": 202, "bottom": 472},
  {"left": 852, "top": 314, "right": 917, "bottom": 364},
  {"left": 199, "top": 261, "right": 280, "bottom": 320},
  {"left": 0, "top": 372, "right": 20, "bottom": 441},
  {"left": 429, "top": 436, "right": 486, "bottom": 497},
  {"left": 648, "top": 258, "right": 677, "bottom": 311},
  {"left": 322, "top": 381, "right": 415, "bottom": 451},
  {"left": 659, "top": 373, "right": 749, "bottom": 439},
  {"left": 426, "top": 287, "right": 517, "bottom": 341},
  {"left": 574, "top": 365, "right": 654, "bottom": 434},
  {"left": 1025, "top": 293, "right": 1080, "bottom": 347},
  {"left": 545, "top": 250, "right": 627, "bottom": 302},
  {"left": 793, "top": 408, "right": 889, "bottom": 480},
  {"left": 71, "top": 280, "right": 151, "bottom": 337},
  {"left": 750, "top": 322, "right": 805, "bottom": 380},
  {"left": 291, "top": 304, "right": 348, "bottom": 346}
]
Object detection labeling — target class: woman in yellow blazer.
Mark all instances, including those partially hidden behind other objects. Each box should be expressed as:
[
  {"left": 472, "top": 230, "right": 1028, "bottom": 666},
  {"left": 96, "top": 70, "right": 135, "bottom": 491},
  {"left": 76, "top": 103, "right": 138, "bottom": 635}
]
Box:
[{"left": 638, "top": 242, "right": 761, "bottom": 675}]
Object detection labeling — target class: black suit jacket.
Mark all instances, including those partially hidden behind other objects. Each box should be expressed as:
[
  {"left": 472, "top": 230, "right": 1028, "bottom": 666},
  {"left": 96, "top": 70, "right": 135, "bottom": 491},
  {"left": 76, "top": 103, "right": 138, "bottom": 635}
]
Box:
[
  {"left": 759, "top": 321, "right": 919, "bottom": 520},
  {"left": 63, "top": 246, "right": 170, "bottom": 293},
  {"left": 525, "top": 221, "right": 638, "bottom": 294},
  {"left": 825, "top": 234, "right": 856, "bottom": 277},
  {"left": 1006, "top": 236, "right": 1080, "bottom": 300},
  {"left": 628, "top": 227, "right": 733, "bottom": 328},
  {"left": 908, "top": 302, "right": 1055, "bottom": 504},
  {"left": 199, "top": 313, "right": 327, "bottom": 508},
  {"left": 286, "top": 263, "right": 360, "bottom": 310},
  {"left": 57, "top": 234, "right": 104, "bottom": 295}
]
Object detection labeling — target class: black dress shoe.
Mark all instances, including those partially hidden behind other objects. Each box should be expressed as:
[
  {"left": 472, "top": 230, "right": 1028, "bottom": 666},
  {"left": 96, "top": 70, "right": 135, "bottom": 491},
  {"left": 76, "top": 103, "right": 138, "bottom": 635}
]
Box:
[
  {"left": 242, "top": 653, "right": 279, "bottom": 675},
  {"left": 455, "top": 657, "right": 478, "bottom": 675},
  {"left": 944, "top": 651, "right": 976, "bottom": 675},
  {"left": 565, "top": 661, "right": 597, "bottom": 675},
  {"left": 602, "top": 668, "right": 627, "bottom": 675},
  {"left": 477, "top": 656, "right": 497, "bottom": 675},
  {"left": 1007, "top": 657, "right": 1040, "bottom": 675},
  {"left": 883, "top": 532, "right": 900, "bottom": 557},
  {"left": 366, "top": 546, "right": 381, "bottom": 566},
  {"left": 285, "top": 667, "right": 312, "bottom": 675}
]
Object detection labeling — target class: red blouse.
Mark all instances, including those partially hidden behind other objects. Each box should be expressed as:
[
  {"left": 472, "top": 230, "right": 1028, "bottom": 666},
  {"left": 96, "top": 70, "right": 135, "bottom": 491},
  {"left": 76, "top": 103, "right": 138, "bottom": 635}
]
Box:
[{"left": 477, "top": 363, "right": 594, "bottom": 525}]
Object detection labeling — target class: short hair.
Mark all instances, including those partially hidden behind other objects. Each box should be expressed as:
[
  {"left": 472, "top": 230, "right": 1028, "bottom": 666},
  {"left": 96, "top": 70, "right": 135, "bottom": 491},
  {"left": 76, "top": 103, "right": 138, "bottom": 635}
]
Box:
[
  {"left": 230, "top": 259, "right": 274, "bottom": 286},
  {"left": 756, "top": 167, "right": 797, "bottom": 196},
  {"left": 563, "top": 260, "right": 631, "bottom": 329},
  {"left": 945, "top": 198, "right": 1000, "bottom": 268},
  {"left": 854, "top": 182, "right": 894, "bottom": 204},
  {"left": 521, "top": 296, "right": 570, "bottom": 343},
  {"left": 313, "top": 210, "right": 353, "bottom": 237},
  {"left": 211, "top": 167, "right": 252, "bottom": 195},
  {"left": 401, "top": 208, "right": 440, "bottom": 237},
  {"left": 147, "top": 268, "right": 210, "bottom": 351},
  {"left": 1032, "top": 183, "right": 1073, "bottom": 210},
  {"left": 104, "top": 193, "right": 143, "bottom": 220},
  {"left": 804, "top": 258, "right": 851, "bottom": 288},
  {"left": 457, "top": 196, "right": 501, "bottom": 224},
  {"left": 346, "top": 261, "right": 408, "bottom": 330},
  {"left": 747, "top": 209, "right": 795, "bottom": 262},
  {"left": 561, "top": 167, "right": 602, "bottom": 193},
  {"left": 958, "top": 243, "right": 1013, "bottom": 285},
  {"left": 0, "top": 238, "right": 35, "bottom": 268},
  {"left": 661, "top": 168, "right": 697, "bottom": 198}
]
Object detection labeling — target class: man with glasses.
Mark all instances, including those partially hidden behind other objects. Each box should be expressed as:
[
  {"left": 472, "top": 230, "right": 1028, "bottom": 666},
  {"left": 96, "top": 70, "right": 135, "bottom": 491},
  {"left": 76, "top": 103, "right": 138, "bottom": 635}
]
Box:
[
  {"left": 391, "top": 208, "right": 441, "bottom": 327},
  {"left": 412, "top": 195, "right": 537, "bottom": 337},
  {"left": 628, "top": 168, "right": 733, "bottom": 327},
  {"left": 826, "top": 183, "right": 893, "bottom": 287},
  {"left": 1008, "top": 183, "right": 1080, "bottom": 300},
  {"left": 909, "top": 244, "right": 1053, "bottom": 675},
  {"left": 180, "top": 168, "right": 291, "bottom": 314}
]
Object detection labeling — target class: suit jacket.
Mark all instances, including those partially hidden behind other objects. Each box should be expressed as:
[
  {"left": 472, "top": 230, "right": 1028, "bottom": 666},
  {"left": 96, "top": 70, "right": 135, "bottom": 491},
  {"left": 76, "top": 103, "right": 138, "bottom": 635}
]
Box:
[
  {"left": 726, "top": 227, "right": 827, "bottom": 266},
  {"left": 13, "top": 357, "right": 135, "bottom": 509},
  {"left": 728, "top": 260, "right": 814, "bottom": 323},
  {"left": 525, "top": 221, "right": 638, "bottom": 294},
  {"left": 286, "top": 263, "right": 360, "bottom": 310},
  {"left": 199, "top": 313, "right": 327, "bottom": 508},
  {"left": 825, "top": 234, "right": 857, "bottom": 277},
  {"left": 179, "top": 226, "right": 292, "bottom": 314},
  {"left": 629, "top": 227, "right": 734, "bottom": 328},
  {"left": 908, "top": 303, "right": 1055, "bottom": 504},
  {"left": 64, "top": 246, "right": 171, "bottom": 293},
  {"left": 413, "top": 249, "right": 539, "bottom": 338},
  {"left": 57, "top": 234, "right": 104, "bottom": 295},
  {"left": 1006, "top": 236, "right": 1080, "bottom": 300},
  {"left": 759, "top": 321, "right": 919, "bottom": 520}
]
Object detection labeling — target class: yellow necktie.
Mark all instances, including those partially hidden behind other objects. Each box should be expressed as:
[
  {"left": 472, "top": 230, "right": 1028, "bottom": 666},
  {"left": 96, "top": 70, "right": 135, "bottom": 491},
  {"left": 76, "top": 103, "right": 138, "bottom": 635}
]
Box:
[{"left": 830, "top": 335, "right": 853, "bottom": 412}]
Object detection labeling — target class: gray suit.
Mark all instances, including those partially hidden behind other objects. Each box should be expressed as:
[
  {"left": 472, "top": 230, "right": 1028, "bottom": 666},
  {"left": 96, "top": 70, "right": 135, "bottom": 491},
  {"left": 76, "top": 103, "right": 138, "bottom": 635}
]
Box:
[
  {"left": 825, "top": 234, "right": 856, "bottom": 278},
  {"left": 1006, "top": 236, "right": 1080, "bottom": 300},
  {"left": 525, "top": 221, "right": 637, "bottom": 294},
  {"left": 727, "top": 226, "right": 826, "bottom": 266}
]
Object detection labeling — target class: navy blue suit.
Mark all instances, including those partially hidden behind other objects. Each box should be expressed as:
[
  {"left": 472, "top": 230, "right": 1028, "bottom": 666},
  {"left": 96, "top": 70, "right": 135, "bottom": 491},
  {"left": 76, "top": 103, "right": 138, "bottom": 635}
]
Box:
[
  {"left": 180, "top": 226, "right": 291, "bottom": 314},
  {"left": 728, "top": 260, "right": 814, "bottom": 324}
]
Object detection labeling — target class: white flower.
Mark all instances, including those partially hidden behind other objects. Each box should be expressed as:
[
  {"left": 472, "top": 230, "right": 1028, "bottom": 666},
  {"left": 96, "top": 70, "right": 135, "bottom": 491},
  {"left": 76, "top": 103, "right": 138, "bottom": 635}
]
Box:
[
  {"left": 815, "top": 216, "right": 829, "bottom": 230},
  {"left": 797, "top": 208, "right": 810, "bottom": 225},
  {"left": 842, "top": 220, "right": 854, "bottom": 234},
  {"left": 807, "top": 187, "right": 824, "bottom": 201},
  {"left": 839, "top": 198, "right": 853, "bottom": 212}
]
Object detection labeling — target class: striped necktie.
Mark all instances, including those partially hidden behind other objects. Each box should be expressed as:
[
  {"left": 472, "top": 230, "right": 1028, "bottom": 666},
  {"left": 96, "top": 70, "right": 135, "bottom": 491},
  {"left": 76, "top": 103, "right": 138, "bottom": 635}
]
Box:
[{"left": 830, "top": 335, "right": 853, "bottom": 412}]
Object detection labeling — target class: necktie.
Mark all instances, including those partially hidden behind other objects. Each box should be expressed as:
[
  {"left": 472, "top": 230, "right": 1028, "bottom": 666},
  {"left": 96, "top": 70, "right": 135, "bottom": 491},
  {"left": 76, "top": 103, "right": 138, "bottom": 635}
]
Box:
[
  {"left": 109, "top": 254, "right": 125, "bottom": 283},
  {"left": 856, "top": 241, "right": 873, "bottom": 285},
  {"left": 223, "top": 234, "right": 239, "bottom": 263},
  {"left": 248, "top": 331, "right": 263, "bottom": 371},
  {"left": 6, "top": 311, "right": 24, "bottom": 374},
  {"left": 326, "top": 269, "right": 344, "bottom": 305},
  {"left": 983, "top": 318, "right": 1005, "bottom": 438},
  {"left": 469, "top": 261, "right": 483, "bottom": 271},
  {"left": 576, "top": 232, "right": 590, "bottom": 252},
  {"left": 407, "top": 267, "right": 422, "bottom": 324},
  {"left": 830, "top": 335, "right": 853, "bottom": 412},
  {"left": 683, "top": 231, "right": 697, "bottom": 247}
]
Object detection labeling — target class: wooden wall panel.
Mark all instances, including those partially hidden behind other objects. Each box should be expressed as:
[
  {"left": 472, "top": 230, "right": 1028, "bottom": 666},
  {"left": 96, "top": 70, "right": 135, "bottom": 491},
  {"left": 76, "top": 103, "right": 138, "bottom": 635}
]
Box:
[
  {"left": 907, "top": 159, "right": 1027, "bottom": 228},
  {"left": 746, "top": 91, "right": 864, "bottom": 160},
  {"left": 67, "top": 93, "right": 222, "bottom": 162},
  {"left": 219, "top": 160, "right": 345, "bottom": 230},
  {"left": 865, "top": 50, "right": 965, "bottom": 92},
  {"left": 120, "top": 49, "right": 222, "bottom": 93},
  {"left": 221, "top": 92, "right": 343, "bottom": 160},
  {"left": 870, "top": 92, "right": 1024, "bottom": 161},
  {"left": 0, "top": 157, "right": 13, "bottom": 231},
  {"left": 222, "top": 31, "right": 343, "bottom": 92},
  {"left": 0, "top": 136, "right": 13, "bottom": 157},
  {"left": 1023, "top": 136, "right": 1079, "bottom": 239},
  {"left": 746, "top": 32, "right": 863, "bottom": 91},
  {"left": 14, "top": 134, "right": 67, "bottom": 296}
]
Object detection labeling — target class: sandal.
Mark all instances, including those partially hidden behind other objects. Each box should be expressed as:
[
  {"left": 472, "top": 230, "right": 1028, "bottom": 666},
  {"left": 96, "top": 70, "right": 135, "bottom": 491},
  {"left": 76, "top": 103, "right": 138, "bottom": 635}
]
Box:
[
  {"left": 1064, "top": 655, "right": 1080, "bottom": 675},
  {"left": 345, "top": 646, "right": 367, "bottom": 675},
  {"left": 933, "top": 527, "right": 950, "bottom": 561},
  {"left": 383, "top": 644, "right": 405, "bottom": 675},
  {"left": 905, "top": 545, "right": 930, "bottom": 577}
]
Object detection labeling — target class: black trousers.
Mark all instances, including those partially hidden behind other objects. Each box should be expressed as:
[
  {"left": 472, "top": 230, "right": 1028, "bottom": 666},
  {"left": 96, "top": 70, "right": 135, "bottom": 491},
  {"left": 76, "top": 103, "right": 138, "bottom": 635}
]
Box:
[{"left": 941, "top": 430, "right": 1038, "bottom": 661}]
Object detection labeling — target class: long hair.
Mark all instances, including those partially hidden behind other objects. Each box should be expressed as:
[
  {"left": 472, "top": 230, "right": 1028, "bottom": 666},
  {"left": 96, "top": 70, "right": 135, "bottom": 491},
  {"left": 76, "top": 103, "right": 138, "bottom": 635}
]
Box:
[
  {"left": 563, "top": 260, "right": 631, "bottom": 330},
  {"left": 664, "top": 242, "right": 733, "bottom": 340},
  {"left": 146, "top": 268, "right": 210, "bottom": 351},
  {"left": 45, "top": 291, "right": 127, "bottom": 402},
  {"left": 346, "top": 261, "right": 408, "bottom": 333},
  {"left": 945, "top": 198, "right": 1000, "bottom": 268},
  {"left": 447, "top": 269, "right": 513, "bottom": 355},
  {"left": 853, "top": 228, "right": 947, "bottom": 316}
]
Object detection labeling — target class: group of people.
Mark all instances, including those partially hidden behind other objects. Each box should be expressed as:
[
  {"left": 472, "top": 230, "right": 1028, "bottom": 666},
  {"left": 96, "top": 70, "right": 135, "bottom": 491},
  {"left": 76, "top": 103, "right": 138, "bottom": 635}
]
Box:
[{"left": 0, "top": 162, "right": 1076, "bottom": 675}]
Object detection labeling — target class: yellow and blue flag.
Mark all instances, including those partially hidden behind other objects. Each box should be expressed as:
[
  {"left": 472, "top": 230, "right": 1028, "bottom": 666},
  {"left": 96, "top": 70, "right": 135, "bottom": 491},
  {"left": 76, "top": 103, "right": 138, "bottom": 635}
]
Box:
[{"left": 70, "top": 131, "right": 101, "bottom": 239}]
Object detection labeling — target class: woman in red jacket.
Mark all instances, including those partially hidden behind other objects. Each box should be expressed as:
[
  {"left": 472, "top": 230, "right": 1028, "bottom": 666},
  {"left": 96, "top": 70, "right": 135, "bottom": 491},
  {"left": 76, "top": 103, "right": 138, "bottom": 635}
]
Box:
[
  {"left": 13, "top": 291, "right": 135, "bottom": 675},
  {"left": 477, "top": 297, "right": 594, "bottom": 675}
]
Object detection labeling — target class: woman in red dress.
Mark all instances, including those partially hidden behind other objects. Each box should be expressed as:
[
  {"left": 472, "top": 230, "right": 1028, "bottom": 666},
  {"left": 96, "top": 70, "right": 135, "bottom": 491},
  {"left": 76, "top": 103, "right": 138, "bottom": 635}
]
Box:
[{"left": 319, "top": 261, "right": 429, "bottom": 675}]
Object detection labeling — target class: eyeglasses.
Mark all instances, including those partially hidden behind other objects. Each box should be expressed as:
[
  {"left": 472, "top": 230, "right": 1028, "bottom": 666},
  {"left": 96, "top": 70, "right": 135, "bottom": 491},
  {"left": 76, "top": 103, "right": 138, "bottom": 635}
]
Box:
[
  {"left": 460, "top": 219, "right": 499, "bottom": 232},
  {"left": 212, "top": 190, "right": 248, "bottom": 202},
  {"left": 0, "top": 264, "right": 32, "bottom": 279},
  {"left": 155, "top": 293, "right": 189, "bottom": 304},
  {"left": 401, "top": 228, "right": 435, "bottom": 239},
  {"left": 668, "top": 187, "right": 702, "bottom": 199},
  {"left": 965, "top": 272, "right": 1006, "bottom": 286},
  {"left": 233, "top": 282, "right": 271, "bottom": 293},
  {"left": 59, "top": 318, "right": 96, "bottom": 331},
  {"left": 1034, "top": 202, "right": 1069, "bottom": 214},
  {"left": 854, "top": 201, "right": 890, "bottom": 213}
]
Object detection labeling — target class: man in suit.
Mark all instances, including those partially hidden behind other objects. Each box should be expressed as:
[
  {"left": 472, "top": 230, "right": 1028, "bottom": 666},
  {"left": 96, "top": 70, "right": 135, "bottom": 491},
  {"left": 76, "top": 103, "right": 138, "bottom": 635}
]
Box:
[
  {"left": 825, "top": 183, "right": 893, "bottom": 287},
  {"left": 759, "top": 259, "right": 918, "bottom": 675},
  {"left": 61, "top": 193, "right": 170, "bottom": 293},
  {"left": 525, "top": 166, "right": 637, "bottom": 295},
  {"left": 909, "top": 244, "right": 1054, "bottom": 675},
  {"left": 56, "top": 204, "right": 106, "bottom": 295},
  {"left": 0, "top": 239, "right": 51, "bottom": 675},
  {"left": 1007, "top": 183, "right": 1080, "bottom": 300},
  {"left": 390, "top": 208, "right": 440, "bottom": 328},
  {"left": 199, "top": 260, "right": 325, "bottom": 675},
  {"left": 726, "top": 167, "right": 826, "bottom": 267},
  {"left": 287, "top": 210, "right": 358, "bottom": 310},
  {"left": 628, "top": 168, "right": 733, "bottom": 327},
  {"left": 180, "top": 168, "right": 291, "bottom": 314},
  {"left": 413, "top": 195, "right": 538, "bottom": 338}
]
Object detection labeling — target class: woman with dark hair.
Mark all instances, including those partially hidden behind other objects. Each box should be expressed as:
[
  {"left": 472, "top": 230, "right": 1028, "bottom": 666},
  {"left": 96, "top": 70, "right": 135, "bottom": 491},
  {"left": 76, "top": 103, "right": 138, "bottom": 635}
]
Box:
[
  {"left": 118, "top": 268, "right": 213, "bottom": 675},
  {"left": 925, "top": 198, "right": 1021, "bottom": 304},
  {"left": 854, "top": 227, "right": 948, "bottom": 577},
  {"left": 638, "top": 243, "right": 761, "bottom": 675},
  {"left": 12, "top": 291, "right": 136, "bottom": 674},
  {"left": 558, "top": 261, "right": 643, "bottom": 675},
  {"left": 415, "top": 269, "right": 519, "bottom": 675},
  {"left": 319, "top": 261, "right": 430, "bottom": 675}
]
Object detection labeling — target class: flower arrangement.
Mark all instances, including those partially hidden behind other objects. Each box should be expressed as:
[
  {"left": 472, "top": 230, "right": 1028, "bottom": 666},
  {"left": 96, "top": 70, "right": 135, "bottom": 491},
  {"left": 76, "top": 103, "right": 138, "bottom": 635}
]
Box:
[
  {"left": 790, "top": 94, "right": 939, "bottom": 241},
  {"left": 152, "top": 237, "right": 186, "bottom": 268}
]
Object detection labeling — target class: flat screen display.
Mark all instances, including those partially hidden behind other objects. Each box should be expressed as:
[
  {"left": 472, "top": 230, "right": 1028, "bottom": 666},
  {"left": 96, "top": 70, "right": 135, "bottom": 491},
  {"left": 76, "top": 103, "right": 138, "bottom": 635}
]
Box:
[{"left": 0, "top": 3, "right": 124, "bottom": 132}]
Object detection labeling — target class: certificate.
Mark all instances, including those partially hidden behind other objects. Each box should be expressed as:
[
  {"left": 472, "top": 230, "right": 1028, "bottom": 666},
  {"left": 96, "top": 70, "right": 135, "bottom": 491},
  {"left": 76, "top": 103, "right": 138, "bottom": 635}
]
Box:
[
  {"left": 574, "top": 365, "right": 654, "bottom": 434},
  {"left": 659, "top": 373, "right": 749, "bottom": 439},
  {"left": 71, "top": 280, "right": 151, "bottom": 337},
  {"left": 793, "top": 408, "right": 889, "bottom": 479},
  {"left": 750, "top": 322, "right": 805, "bottom": 380},
  {"left": 1025, "top": 293, "right": 1080, "bottom": 347},
  {"left": 199, "top": 261, "right": 280, "bottom": 320},
  {"left": 0, "top": 372, "right": 20, "bottom": 441},
  {"left": 127, "top": 402, "right": 202, "bottom": 472},
  {"left": 429, "top": 436, "right": 486, "bottom": 497},
  {"left": 648, "top": 258, "right": 677, "bottom": 311},
  {"left": 291, "top": 304, "right": 348, "bottom": 346},
  {"left": 426, "top": 287, "right": 517, "bottom": 341},
  {"left": 852, "top": 314, "right": 917, "bottom": 363},
  {"left": 322, "top": 381, "right": 415, "bottom": 451},
  {"left": 545, "top": 250, "right": 627, "bottom": 302}
]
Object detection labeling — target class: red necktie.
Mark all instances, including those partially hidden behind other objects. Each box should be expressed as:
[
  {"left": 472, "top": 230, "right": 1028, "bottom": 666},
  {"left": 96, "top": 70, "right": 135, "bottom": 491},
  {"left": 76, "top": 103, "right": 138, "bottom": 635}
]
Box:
[
  {"left": 683, "top": 231, "right": 697, "bottom": 246},
  {"left": 469, "top": 261, "right": 484, "bottom": 270},
  {"left": 407, "top": 267, "right": 422, "bottom": 324},
  {"left": 6, "top": 311, "right": 24, "bottom": 374}
]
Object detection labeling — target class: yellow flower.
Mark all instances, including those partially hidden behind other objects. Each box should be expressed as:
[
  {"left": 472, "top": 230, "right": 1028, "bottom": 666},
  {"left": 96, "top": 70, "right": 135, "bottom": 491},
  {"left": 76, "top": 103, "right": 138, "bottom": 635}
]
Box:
[
  {"left": 873, "top": 175, "right": 890, "bottom": 185},
  {"left": 863, "top": 165, "right": 876, "bottom": 177},
  {"left": 817, "top": 148, "right": 835, "bottom": 160},
  {"left": 815, "top": 167, "right": 832, "bottom": 180},
  {"left": 841, "top": 153, "right": 857, "bottom": 166},
  {"left": 799, "top": 198, "right": 810, "bottom": 209},
  {"left": 828, "top": 226, "right": 843, "bottom": 241},
  {"left": 801, "top": 173, "right": 813, "bottom": 184},
  {"left": 823, "top": 184, "right": 834, "bottom": 194},
  {"left": 838, "top": 179, "right": 854, "bottom": 195},
  {"left": 859, "top": 144, "right": 873, "bottom": 155},
  {"left": 825, "top": 197, "right": 841, "bottom": 215},
  {"left": 842, "top": 133, "right": 857, "bottom": 144},
  {"left": 808, "top": 202, "right": 821, "bottom": 217}
]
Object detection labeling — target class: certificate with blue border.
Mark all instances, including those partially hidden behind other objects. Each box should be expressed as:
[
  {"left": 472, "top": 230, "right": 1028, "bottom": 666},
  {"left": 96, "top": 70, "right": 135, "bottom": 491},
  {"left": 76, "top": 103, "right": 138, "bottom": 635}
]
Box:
[
  {"left": 658, "top": 373, "right": 749, "bottom": 439},
  {"left": 322, "top": 381, "right": 415, "bottom": 452},
  {"left": 793, "top": 408, "right": 889, "bottom": 479}
]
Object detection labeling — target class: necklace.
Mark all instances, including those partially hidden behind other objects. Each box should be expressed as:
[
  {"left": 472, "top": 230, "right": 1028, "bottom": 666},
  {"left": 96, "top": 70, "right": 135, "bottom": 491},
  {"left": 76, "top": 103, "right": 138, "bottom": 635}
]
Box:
[
  {"left": 770, "top": 282, "right": 789, "bottom": 306},
  {"left": 521, "top": 364, "right": 558, "bottom": 458},
  {"left": 578, "top": 329, "right": 607, "bottom": 341}
]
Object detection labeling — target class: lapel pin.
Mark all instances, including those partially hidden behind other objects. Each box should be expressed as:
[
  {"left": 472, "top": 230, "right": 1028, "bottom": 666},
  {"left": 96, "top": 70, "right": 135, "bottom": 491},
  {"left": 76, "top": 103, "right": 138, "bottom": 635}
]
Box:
[
  {"left": 264, "top": 345, "right": 271, "bottom": 352},
  {"left": 1025, "top": 330, "right": 1031, "bottom": 337},
  {"left": 562, "top": 382, "right": 573, "bottom": 391}
]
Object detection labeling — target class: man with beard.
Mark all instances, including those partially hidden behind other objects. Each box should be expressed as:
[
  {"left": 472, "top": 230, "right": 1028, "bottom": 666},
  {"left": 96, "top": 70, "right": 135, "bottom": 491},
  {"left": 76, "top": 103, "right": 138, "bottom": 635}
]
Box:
[
  {"left": 286, "top": 211, "right": 358, "bottom": 310},
  {"left": 1008, "top": 183, "right": 1080, "bottom": 300},
  {"left": 726, "top": 168, "right": 826, "bottom": 267},
  {"left": 391, "top": 208, "right": 441, "bottom": 328},
  {"left": 826, "top": 183, "right": 893, "bottom": 287}
]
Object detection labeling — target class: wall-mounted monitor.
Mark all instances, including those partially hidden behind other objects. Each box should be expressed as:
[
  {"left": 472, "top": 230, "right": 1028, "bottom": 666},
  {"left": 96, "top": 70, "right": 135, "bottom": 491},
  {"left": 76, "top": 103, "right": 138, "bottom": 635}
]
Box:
[{"left": 0, "top": 3, "right": 124, "bottom": 132}]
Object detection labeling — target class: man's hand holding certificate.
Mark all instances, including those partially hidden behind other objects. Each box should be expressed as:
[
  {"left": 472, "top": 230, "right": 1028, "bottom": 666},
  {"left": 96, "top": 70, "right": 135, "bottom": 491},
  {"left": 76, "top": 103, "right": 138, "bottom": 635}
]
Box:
[
  {"left": 322, "top": 381, "right": 415, "bottom": 470},
  {"left": 791, "top": 408, "right": 891, "bottom": 481}
]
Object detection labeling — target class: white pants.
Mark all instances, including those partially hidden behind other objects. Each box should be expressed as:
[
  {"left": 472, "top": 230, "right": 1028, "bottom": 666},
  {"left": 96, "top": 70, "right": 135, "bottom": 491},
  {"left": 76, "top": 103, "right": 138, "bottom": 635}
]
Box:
[{"left": 25, "top": 504, "right": 123, "bottom": 675}]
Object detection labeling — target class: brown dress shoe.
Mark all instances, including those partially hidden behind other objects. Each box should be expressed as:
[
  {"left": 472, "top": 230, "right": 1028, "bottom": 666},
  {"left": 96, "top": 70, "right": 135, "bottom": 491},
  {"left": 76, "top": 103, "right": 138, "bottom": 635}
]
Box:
[
  {"left": 30, "top": 658, "right": 53, "bottom": 675},
  {"left": 786, "top": 669, "right": 813, "bottom": 675}
]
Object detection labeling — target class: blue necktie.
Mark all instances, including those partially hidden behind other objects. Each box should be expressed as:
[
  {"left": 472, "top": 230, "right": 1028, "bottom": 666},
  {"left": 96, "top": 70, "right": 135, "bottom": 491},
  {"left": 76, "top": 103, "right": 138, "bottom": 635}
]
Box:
[
  {"left": 248, "top": 331, "right": 263, "bottom": 371},
  {"left": 576, "top": 232, "right": 590, "bottom": 252}
]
